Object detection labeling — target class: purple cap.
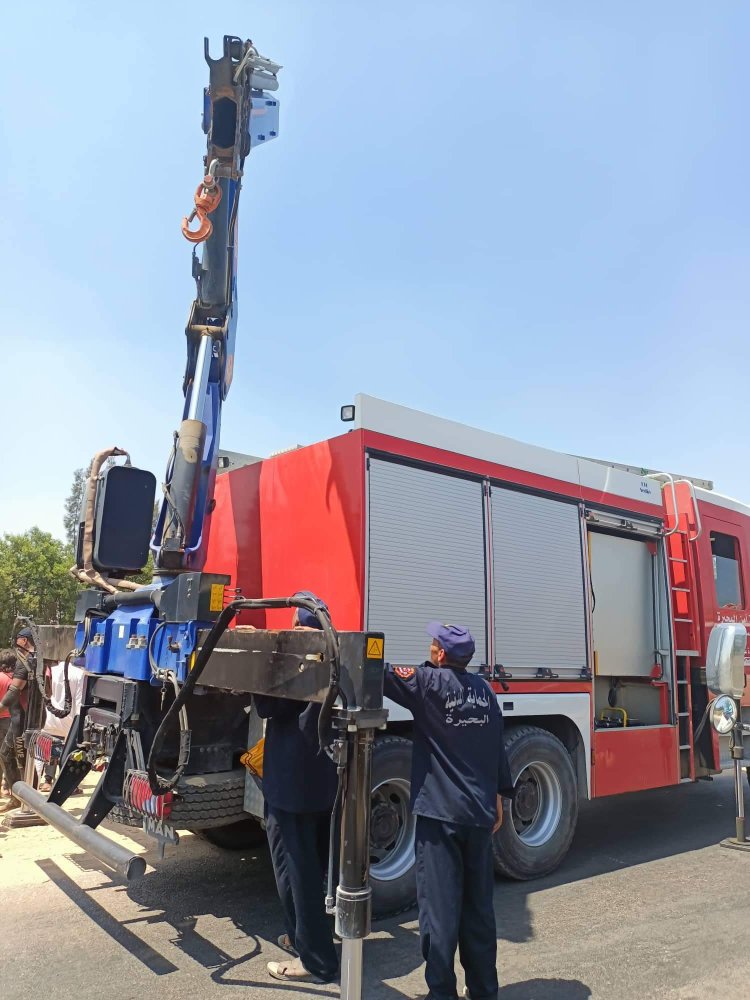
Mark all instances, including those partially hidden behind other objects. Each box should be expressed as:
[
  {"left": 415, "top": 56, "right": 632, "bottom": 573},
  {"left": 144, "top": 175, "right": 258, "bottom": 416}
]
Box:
[
  {"left": 426, "top": 622, "right": 475, "bottom": 666},
  {"left": 293, "top": 591, "right": 329, "bottom": 630}
]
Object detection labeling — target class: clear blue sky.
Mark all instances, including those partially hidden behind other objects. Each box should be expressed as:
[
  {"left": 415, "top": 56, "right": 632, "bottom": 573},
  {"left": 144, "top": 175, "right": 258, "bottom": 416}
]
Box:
[{"left": 2, "top": 1, "right": 749, "bottom": 540}]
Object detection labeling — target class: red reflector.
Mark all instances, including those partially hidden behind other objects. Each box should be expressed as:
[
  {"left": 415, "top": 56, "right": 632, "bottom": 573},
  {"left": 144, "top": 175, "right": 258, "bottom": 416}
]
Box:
[
  {"left": 123, "top": 770, "right": 174, "bottom": 819},
  {"left": 33, "top": 734, "right": 55, "bottom": 763}
]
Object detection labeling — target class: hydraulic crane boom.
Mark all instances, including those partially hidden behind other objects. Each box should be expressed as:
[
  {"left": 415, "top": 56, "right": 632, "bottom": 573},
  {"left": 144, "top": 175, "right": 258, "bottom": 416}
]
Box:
[{"left": 153, "top": 36, "right": 280, "bottom": 571}]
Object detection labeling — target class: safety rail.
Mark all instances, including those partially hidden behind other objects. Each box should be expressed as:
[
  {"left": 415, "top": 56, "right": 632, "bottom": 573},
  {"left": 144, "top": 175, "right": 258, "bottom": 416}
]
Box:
[{"left": 647, "top": 472, "right": 703, "bottom": 542}]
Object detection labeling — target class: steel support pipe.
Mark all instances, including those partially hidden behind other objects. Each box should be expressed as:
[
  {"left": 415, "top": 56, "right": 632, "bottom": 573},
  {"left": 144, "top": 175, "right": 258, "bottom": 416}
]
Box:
[{"left": 11, "top": 782, "right": 146, "bottom": 880}]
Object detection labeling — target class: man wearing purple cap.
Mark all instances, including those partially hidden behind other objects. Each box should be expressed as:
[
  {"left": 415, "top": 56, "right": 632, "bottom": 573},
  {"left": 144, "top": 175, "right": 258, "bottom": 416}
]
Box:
[
  {"left": 384, "top": 622, "right": 514, "bottom": 1000},
  {"left": 256, "top": 591, "right": 339, "bottom": 985}
]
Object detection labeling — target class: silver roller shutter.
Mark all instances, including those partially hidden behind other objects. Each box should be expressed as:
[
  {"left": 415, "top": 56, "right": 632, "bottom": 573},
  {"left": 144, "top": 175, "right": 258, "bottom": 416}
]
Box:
[
  {"left": 367, "top": 458, "right": 487, "bottom": 665},
  {"left": 492, "top": 487, "right": 587, "bottom": 676}
]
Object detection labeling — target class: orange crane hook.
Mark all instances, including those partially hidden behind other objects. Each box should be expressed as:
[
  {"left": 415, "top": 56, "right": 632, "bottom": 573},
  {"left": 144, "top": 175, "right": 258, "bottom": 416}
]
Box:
[{"left": 181, "top": 176, "right": 223, "bottom": 244}]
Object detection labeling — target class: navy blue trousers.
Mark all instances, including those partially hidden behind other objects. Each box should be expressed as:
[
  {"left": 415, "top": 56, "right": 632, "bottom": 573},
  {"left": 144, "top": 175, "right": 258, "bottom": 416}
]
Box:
[
  {"left": 416, "top": 815, "right": 498, "bottom": 1000},
  {"left": 265, "top": 805, "right": 338, "bottom": 981}
]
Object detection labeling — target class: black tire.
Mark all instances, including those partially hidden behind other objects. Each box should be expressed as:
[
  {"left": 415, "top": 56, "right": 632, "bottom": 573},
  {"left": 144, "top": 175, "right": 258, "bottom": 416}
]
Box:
[
  {"left": 194, "top": 816, "right": 267, "bottom": 849},
  {"left": 107, "top": 803, "right": 142, "bottom": 829},
  {"left": 493, "top": 726, "right": 578, "bottom": 880},
  {"left": 370, "top": 735, "right": 417, "bottom": 918}
]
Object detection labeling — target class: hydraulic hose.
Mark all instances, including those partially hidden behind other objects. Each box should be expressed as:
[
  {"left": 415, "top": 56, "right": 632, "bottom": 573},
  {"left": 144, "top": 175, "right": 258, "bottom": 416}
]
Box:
[
  {"left": 146, "top": 595, "right": 341, "bottom": 795},
  {"left": 45, "top": 608, "right": 107, "bottom": 720}
]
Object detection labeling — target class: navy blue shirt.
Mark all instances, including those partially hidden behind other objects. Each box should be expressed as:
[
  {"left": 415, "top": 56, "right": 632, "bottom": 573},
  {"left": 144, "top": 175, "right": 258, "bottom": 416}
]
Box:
[
  {"left": 384, "top": 662, "right": 514, "bottom": 828},
  {"left": 254, "top": 696, "right": 338, "bottom": 814}
]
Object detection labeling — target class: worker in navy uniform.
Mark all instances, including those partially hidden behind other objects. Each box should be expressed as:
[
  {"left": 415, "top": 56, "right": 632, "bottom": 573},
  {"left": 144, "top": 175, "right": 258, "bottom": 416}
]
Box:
[
  {"left": 384, "top": 622, "right": 514, "bottom": 1000},
  {"left": 0, "top": 628, "right": 34, "bottom": 813},
  {"left": 255, "top": 592, "right": 339, "bottom": 985}
]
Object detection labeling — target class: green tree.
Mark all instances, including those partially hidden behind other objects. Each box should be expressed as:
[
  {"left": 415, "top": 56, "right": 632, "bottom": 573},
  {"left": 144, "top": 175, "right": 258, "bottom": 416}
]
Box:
[
  {"left": 63, "top": 463, "right": 91, "bottom": 549},
  {"left": 0, "top": 529, "right": 78, "bottom": 642}
]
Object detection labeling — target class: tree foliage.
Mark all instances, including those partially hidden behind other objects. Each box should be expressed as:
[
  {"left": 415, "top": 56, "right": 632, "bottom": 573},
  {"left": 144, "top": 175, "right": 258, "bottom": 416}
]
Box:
[
  {"left": 0, "top": 529, "right": 78, "bottom": 642},
  {"left": 63, "top": 463, "right": 91, "bottom": 549}
]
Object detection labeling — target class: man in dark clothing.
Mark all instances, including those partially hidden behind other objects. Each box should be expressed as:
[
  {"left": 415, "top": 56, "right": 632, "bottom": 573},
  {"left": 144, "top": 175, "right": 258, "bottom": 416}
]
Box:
[
  {"left": 0, "top": 631, "right": 33, "bottom": 813},
  {"left": 384, "top": 622, "right": 514, "bottom": 1000},
  {"left": 256, "top": 592, "right": 339, "bottom": 985}
]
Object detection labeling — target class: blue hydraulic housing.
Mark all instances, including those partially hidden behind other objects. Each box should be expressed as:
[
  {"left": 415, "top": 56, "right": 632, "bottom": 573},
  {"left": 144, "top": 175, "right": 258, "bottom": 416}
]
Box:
[{"left": 76, "top": 609, "right": 199, "bottom": 684}]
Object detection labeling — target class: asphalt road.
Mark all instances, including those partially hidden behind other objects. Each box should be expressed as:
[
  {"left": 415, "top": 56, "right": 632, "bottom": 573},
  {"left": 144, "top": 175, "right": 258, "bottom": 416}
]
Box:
[{"left": 2, "top": 770, "right": 749, "bottom": 999}]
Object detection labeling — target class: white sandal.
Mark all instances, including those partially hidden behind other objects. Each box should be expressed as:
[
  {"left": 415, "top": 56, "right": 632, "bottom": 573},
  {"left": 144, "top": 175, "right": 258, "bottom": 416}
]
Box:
[{"left": 267, "top": 958, "right": 326, "bottom": 983}]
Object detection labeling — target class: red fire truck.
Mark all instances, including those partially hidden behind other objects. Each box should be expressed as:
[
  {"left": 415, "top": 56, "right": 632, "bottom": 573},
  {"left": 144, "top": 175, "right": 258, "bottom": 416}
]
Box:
[{"left": 205, "top": 393, "right": 748, "bottom": 912}]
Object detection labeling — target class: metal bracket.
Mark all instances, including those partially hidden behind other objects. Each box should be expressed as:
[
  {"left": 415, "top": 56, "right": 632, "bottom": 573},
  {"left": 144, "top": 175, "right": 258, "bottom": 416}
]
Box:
[{"left": 536, "top": 667, "right": 560, "bottom": 680}]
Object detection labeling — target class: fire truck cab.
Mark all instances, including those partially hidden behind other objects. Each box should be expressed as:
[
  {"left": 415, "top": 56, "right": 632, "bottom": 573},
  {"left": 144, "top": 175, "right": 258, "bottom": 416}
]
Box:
[{"left": 205, "top": 394, "right": 749, "bottom": 912}]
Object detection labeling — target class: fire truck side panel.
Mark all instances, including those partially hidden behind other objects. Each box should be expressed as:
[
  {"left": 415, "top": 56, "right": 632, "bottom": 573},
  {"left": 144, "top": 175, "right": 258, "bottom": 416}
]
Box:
[
  {"left": 592, "top": 726, "right": 680, "bottom": 796},
  {"left": 204, "top": 459, "right": 264, "bottom": 625},
  {"left": 257, "top": 431, "right": 366, "bottom": 631},
  {"left": 205, "top": 433, "right": 367, "bottom": 631}
]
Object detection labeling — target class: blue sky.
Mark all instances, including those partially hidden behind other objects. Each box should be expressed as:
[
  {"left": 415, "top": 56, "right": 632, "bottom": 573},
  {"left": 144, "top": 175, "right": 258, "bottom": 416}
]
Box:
[{"left": 2, "top": 1, "right": 749, "bottom": 540}]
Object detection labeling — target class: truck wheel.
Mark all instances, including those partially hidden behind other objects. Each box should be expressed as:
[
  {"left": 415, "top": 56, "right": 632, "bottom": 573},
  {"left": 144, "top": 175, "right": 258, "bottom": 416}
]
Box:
[
  {"left": 109, "top": 770, "right": 247, "bottom": 833},
  {"left": 194, "top": 817, "right": 267, "bottom": 850},
  {"left": 370, "top": 736, "right": 416, "bottom": 918},
  {"left": 493, "top": 726, "right": 578, "bottom": 880}
]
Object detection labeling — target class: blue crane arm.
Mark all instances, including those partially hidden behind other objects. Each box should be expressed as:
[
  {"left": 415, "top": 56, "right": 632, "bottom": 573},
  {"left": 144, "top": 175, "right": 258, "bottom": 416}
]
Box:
[{"left": 152, "top": 36, "right": 280, "bottom": 572}]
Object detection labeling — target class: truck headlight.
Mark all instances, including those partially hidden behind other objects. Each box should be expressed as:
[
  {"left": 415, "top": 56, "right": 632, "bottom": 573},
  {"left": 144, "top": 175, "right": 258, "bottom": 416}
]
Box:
[{"left": 711, "top": 695, "right": 739, "bottom": 735}]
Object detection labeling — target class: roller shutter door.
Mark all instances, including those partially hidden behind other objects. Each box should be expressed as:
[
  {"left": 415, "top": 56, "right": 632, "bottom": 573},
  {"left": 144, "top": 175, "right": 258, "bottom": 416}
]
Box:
[
  {"left": 492, "top": 487, "right": 587, "bottom": 676},
  {"left": 367, "top": 458, "right": 487, "bottom": 665}
]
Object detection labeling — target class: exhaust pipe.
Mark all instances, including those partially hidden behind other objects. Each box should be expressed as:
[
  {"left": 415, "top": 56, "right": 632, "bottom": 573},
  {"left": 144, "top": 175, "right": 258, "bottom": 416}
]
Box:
[{"left": 12, "top": 782, "right": 146, "bottom": 881}]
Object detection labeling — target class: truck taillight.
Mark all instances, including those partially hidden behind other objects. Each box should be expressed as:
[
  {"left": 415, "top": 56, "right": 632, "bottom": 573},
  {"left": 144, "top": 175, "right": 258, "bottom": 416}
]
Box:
[
  {"left": 123, "top": 770, "right": 174, "bottom": 820},
  {"left": 35, "top": 734, "right": 54, "bottom": 764},
  {"left": 30, "top": 731, "right": 63, "bottom": 765}
]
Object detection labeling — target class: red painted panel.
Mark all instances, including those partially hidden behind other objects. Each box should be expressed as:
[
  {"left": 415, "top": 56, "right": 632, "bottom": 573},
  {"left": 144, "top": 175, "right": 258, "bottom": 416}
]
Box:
[
  {"left": 206, "top": 434, "right": 366, "bottom": 630},
  {"left": 593, "top": 727, "right": 679, "bottom": 797},
  {"left": 203, "top": 461, "right": 264, "bottom": 627},
  {"left": 258, "top": 432, "right": 366, "bottom": 632}
]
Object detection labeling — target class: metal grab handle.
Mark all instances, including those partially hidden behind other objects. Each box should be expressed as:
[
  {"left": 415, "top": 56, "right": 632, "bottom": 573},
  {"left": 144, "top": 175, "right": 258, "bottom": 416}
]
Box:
[
  {"left": 676, "top": 479, "right": 703, "bottom": 542},
  {"left": 647, "top": 472, "right": 679, "bottom": 536},
  {"left": 647, "top": 473, "right": 703, "bottom": 542}
]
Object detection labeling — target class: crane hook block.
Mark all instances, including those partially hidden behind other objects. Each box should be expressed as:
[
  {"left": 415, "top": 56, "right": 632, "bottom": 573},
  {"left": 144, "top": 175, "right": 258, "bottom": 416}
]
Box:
[{"left": 181, "top": 178, "right": 223, "bottom": 244}]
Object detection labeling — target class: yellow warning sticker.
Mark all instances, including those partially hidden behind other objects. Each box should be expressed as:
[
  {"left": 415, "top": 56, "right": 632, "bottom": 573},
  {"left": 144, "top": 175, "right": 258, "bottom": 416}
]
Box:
[
  {"left": 209, "top": 583, "right": 225, "bottom": 613},
  {"left": 366, "top": 636, "right": 384, "bottom": 659}
]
